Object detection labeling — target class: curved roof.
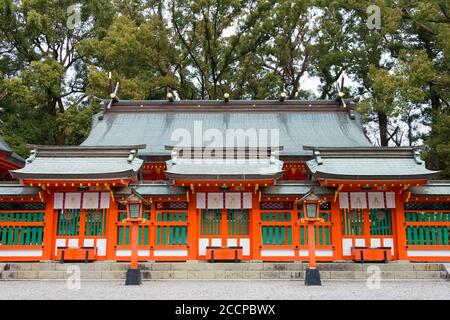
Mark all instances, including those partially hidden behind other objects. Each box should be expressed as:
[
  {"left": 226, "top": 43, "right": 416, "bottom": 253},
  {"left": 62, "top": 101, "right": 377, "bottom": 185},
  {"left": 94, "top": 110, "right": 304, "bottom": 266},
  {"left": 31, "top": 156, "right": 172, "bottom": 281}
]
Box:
[
  {"left": 0, "top": 136, "right": 25, "bottom": 168},
  {"left": 306, "top": 147, "right": 439, "bottom": 180},
  {"left": 81, "top": 99, "right": 372, "bottom": 157},
  {"left": 11, "top": 145, "right": 144, "bottom": 180}
]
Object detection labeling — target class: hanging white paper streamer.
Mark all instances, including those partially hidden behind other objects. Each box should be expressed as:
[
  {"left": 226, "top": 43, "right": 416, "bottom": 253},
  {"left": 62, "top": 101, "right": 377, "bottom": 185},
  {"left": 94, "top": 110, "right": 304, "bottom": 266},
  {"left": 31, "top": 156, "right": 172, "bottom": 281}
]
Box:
[
  {"left": 64, "top": 192, "right": 82, "bottom": 209},
  {"left": 339, "top": 192, "right": 349, "bottom": 209},
  {"left": 100, "top": 192, "right": 110, "bottom": 209},
  {"left": 225, "top": 193, "right": 241, "bottom": 209},
  {"left": 196, "top": 192, "right": 206, "bottom": 209},
  {"left": 385, "top": 192, "right": 396, "bottom": 208},
  {"left": 242, "top": 192, "right": 253, "bottom": 209},
  {"left": 82, "top": 193, "right": 99, "bottom": 209},
  {"left": 208, "top": 193, "right": 224, "bottom": 209},
  {"left": 368, "top": 192, "right": 385, "bottom": 209},
  {"left": 53, "top": 193, "right": 64, "bottom": 209},
  {"left": 350, "top": 192, "right": 367, "bottom": 209}
]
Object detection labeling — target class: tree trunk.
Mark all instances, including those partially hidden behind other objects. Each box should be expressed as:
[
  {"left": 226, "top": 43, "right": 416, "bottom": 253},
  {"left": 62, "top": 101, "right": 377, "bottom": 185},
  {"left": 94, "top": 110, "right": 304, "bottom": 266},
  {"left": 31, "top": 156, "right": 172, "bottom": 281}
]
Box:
[{"left": 377, "top": 110, "right": 389, "bottom": 146}]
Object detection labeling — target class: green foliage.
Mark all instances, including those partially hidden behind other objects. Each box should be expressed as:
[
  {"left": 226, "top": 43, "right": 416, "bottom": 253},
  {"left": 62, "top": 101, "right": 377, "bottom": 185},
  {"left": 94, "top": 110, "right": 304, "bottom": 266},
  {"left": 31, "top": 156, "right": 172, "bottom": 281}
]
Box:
[{"left": 423, "top": 109, "right": 450, "bottom": 178}]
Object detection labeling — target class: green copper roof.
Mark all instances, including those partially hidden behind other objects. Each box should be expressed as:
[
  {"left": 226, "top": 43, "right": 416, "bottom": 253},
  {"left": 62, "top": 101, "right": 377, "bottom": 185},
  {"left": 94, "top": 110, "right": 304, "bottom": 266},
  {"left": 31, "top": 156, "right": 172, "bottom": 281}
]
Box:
[
  {"left": 116, "top": 183, "right": 187, "bottom": 196},
  {"left": 409, "top": 181, "right": 450, "bottom": 196},
  {"left": 0, "top": 182, "right": 40, "bottom": 196},
  {"left": 11, "top": 145, "right": 144, "bottom": 180},
  {"left": 306, "top": 147, "right": 439, "bottom": 180},
  {"left": 262, "top": 182, "right": 334, "bottom": 196},
  {"left": 165, "top": 158, "right": 284, "bottom": 180},
  {"left": 81, "top": 100, "right": 371, "bottom": 157}
]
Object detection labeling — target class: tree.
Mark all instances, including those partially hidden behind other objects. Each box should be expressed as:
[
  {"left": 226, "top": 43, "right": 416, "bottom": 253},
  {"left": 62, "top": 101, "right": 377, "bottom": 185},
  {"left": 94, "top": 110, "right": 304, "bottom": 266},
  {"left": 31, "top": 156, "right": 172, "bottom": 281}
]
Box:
[{"left": 0, "top": 0, "right": 116, "bottom": 152}]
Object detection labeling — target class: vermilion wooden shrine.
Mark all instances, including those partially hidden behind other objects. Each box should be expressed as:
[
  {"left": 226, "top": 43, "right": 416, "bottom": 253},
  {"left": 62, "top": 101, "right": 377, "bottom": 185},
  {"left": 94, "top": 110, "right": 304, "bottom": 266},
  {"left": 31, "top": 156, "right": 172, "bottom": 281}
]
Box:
[{"left": 1, "top": 97, "right": 449, "bottom": 263}]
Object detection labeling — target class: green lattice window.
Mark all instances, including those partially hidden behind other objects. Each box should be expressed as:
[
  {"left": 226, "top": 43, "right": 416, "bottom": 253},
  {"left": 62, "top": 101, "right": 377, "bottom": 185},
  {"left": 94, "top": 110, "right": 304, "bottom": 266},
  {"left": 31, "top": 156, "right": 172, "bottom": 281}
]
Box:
[
  {"left": 156, "top": 212, "right": 188, "bottom": 245},
  {"left": 57, "top": 209, "right": 80, "bottom": 236},
  {"left": 117, "top": 210, "right": 150, "bottom": 245},
  {"left": 85, "top": 209, "right": 107, "bottom": 236},
  {"left": 341, "top": 209, "right": 364, "bottom": 236},
  {"left": 117, "top": 225, "right": 151, "bottom": 245},
  {"left": 200, "top": 209, "right": 221, "bottom": 235},
  {"left": 405, "top": 212, "right": 450, "bottom": 246},
  {"left": 261, "top": 212, "right": 292, "bottom": 245},
  {"left": 369, "top": 209, "right": 392, "bottom": 236},
  {"left": 0, "top": 212, "right": 44, "bottom": 246},
  {"left": 227, "top": 209, "right": 249, "bottom": 235},
  {"left": 299, "top": 212, "right": 332, "bottom": 245}
]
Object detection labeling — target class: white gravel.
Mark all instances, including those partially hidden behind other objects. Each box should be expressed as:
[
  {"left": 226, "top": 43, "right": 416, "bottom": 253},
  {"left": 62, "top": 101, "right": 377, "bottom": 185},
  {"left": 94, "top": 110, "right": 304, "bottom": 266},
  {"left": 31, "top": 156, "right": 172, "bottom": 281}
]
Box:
[{"left": 1, "top": 280, "right": 449, "bottom": 300}]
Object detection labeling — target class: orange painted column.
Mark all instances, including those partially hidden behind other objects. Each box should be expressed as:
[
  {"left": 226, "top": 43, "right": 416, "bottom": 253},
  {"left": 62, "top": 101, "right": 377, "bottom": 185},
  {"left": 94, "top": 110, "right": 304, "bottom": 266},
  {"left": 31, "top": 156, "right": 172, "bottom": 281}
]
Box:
[
  {"left": 42, "top": 193, "right": 55, "bottom": 260},
  {"left": 149, "top": 200, "right": 156, "bottom": 260},
  {"left": 187, "top": 193, "right": 198, "bottom": 260},
  {"left": 78, "top": 209, "right": 87, "bottom": 247},
  {"left": 220, "top": 208, "right": 227, "bottom": 246},
  {"left": 130, "top": 222, "right": 139, "bottom": 268},
  {"left": 307, "top": 222, "right": 317, "bottom": 268},
  {"left": 105, "top": 200, "right": 118, "bottom": 260},
  {"left": 292, "top": 203, "right": 300, "bottom": 260},
  {"left": 395, "top": 193, "right": 408, "bottom": 260},
  {"left": 251, "top": 192, "right": 261, "bottom": 260},
  {"left": 331, "top": 200, "right": 343, "bottom": 260}
]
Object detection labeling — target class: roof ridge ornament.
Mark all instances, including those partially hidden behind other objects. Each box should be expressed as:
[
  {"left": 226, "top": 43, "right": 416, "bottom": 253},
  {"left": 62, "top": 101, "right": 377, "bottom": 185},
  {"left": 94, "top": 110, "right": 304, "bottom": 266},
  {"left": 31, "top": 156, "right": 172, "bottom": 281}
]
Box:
[
  {"left": 413, "top": 149, "right": 425, "bottom": 165},
  {"left": 26, "top": 149, "right": 37, "bottom": 163},
  {"left": 127, "top": 149, "right": 137, "bottom": 163},
  {"left": 313, "top": 149, "right": 323, "bottom": 165},
  {"left": 98, "top": 74, "right": 120, "bottom": 120}
]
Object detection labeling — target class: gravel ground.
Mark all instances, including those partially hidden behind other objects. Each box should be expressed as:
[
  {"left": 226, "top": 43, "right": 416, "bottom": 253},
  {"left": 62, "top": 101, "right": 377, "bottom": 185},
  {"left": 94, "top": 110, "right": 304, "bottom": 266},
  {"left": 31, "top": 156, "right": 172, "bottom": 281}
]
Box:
[{"left": 0, "top": 280, "right": 449, "bottom": 300}]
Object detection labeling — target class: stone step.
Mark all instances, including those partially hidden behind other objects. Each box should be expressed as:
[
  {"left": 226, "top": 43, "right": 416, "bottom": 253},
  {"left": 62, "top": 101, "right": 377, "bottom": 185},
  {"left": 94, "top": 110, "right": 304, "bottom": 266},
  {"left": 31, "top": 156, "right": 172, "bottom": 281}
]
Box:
[
  {"left": 1, "top": 262, "right": 448, "bottom": 280},
  {"left": 0, "top": 269, "right": 446, "bottom": 280},
  {"left": 1, "top": 261, "right": 446, "bottom": 272}
]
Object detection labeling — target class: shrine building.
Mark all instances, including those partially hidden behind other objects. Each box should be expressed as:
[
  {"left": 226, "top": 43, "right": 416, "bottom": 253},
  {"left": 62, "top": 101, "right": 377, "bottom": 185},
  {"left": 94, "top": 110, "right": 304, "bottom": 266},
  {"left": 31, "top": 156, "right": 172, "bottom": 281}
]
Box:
[{"left": 1, "top": 96, "right": 449, "bottom": 263}]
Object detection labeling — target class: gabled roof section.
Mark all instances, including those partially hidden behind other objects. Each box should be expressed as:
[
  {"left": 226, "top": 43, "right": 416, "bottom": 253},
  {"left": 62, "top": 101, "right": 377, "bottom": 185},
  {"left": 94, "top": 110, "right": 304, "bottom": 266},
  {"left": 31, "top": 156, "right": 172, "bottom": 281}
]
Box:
[
  {"left": 262, "top": 181, "right": 334, "bottom": 196},
  {"left": 11, "top": 145, "right": 145, "bottom": 181},
  {"left": 0, "top": 136, "right": 25, "bottom": 168},
  {"left": 408, "top": 181, "right": 450, "bottom": 196},
  {"left": 116, "top": 182, "right": 187, "bottom": 196},
  {"left": 306, "top": 147, "right": 439, "bottom": 180},
  {"left": 81, "top": 99, "right": 372, "bottom": 157},
  {"left": 0, "top": 182, "right": 40, "bottom": 196}
]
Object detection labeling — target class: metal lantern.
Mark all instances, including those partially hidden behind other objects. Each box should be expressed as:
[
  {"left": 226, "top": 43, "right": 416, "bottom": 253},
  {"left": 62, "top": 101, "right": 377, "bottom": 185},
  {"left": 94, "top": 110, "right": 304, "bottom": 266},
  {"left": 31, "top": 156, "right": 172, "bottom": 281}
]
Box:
[
  {"left": 301, "top": 192, "right": 321, "bottom": 221},
  {"left": 305, "top": 202, "right": 319, "bottom": 219},
  {"left": 127, "top": 202, "right": 142, "bottom": 220}
]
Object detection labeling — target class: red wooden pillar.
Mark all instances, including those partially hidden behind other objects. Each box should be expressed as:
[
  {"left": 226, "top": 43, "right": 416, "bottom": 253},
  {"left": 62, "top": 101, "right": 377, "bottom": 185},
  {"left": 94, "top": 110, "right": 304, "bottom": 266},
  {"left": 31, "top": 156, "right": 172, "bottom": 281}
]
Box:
[
  {"left": 78, "top": 209, "right": 87, "bottom": 248},
  {"left": 42, "top": 192, "right": 55, "bottom": 260},
  {"left": 130, "top": 222, "right": 139, "bottom": 268},
  {"left": 292, "top": 201, "right": 300, "bottom": 259},
  {"left": 251, "top": 192, "right": 261, "bottom": 260},
  {"left": 331, "top": 199, "right": 343, "bottom": 260},
  {"left": 395, "top": 193, "right": 408, "bottom": 260},
  {"left": 105, "top": 199, "right": 118, "bottom": 260},
  {"left": 307, "top": 222, "right": 317, "bottom": 268},
  {"left": 187, "top": 192, "right": 198, "bottom": 260},
  {"left": 149, "top": 200, "right": 156, "bottom": 259}
]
